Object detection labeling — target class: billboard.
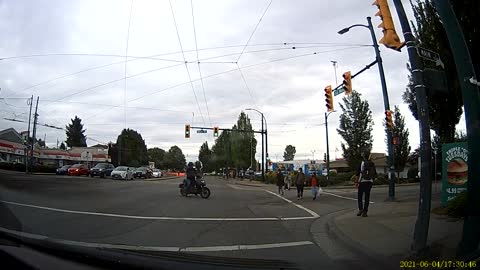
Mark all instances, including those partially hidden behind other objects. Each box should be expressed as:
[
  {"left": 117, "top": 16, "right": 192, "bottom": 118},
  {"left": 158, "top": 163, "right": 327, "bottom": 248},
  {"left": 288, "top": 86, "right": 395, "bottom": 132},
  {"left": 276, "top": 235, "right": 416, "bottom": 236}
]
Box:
[
  {"left": 441, "top": 142, "right": 468, "bottom": 206},
  {"left": 271, "top": 162, "right": 294, "bottom": 173}
]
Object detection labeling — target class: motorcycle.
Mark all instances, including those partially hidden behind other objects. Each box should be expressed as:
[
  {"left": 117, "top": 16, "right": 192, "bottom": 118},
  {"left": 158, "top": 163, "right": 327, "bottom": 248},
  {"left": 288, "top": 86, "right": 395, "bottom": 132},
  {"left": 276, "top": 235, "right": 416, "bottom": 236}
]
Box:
[{"left": 179, "top": 177, "right": 211, "bottom": 199}]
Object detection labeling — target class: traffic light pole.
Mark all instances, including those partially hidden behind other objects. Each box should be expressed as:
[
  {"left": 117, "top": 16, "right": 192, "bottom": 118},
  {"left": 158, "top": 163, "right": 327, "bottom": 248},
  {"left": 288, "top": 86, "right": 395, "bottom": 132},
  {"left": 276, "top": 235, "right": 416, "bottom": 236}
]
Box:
[
  {"left": 25, "top": 95, "right": 33, "bottom": 173},
  {"left": 325, "top": 112, "right": 331, "bottom": 183},
  {"left": 29, "top": 97, "right": 39, "bottom": 170},
  {"left": 391, "top": 0, "right": 433, "bottom": 253},
  {"left": 366, "top": 16, "right": 396, "bottom": 201},
  {"left": 432, "top": 0, "right": 480, "bottom": 258}
]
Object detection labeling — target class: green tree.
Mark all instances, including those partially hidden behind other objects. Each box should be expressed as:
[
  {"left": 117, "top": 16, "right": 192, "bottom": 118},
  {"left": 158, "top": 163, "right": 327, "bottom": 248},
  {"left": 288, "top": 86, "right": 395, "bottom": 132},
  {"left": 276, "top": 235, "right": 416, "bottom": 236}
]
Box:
[
  {"left": 211, "top": 130, "right": 232, "bottom": 170},
  {"left": 337, "top": 90, "right": 373, "bottom": 171},
  {"left": 59, "top": 142, "right": 66, "bottom": 150},
  {"left": 115, "top": 129, "right": 148, "bottom": 167},
  {"left": 147, "top": 147, "right": 166, "bottom": 169},
  {"left": 402, "top": 0, "right": 466, "bottom": 144},
  {"left": 283, "top": 145, "right": 296, "bottom": 161},
  {"left": 198, "top": 141, "right": 213, "bottom": 172},
  {"left": 65, "top": 116, "right": 87, "bottom": 147},
  {"left": 164, "top": 145, "right": 186, "bottom": 171},
  {"left": 387, "top": 106, "right": 411, "bottom": 179},
  {"left": 230, "top": 112, "right": 256, "bottom": 170}
]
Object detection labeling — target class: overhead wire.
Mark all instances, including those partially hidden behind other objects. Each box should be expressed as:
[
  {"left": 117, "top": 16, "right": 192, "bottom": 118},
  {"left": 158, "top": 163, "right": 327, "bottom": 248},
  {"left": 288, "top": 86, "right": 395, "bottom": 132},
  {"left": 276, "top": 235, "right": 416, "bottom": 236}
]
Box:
[
  {"left": 236, "top": 0, "right": 273, "bottom": 63},
  {"left": 191, "top": 0, "right": 212, "bottom": 126},
  {"left": 236, "top": 62, "right": 258, "bottom": 109},
  {"left": 124, "top": 0, "right": 134, "bottom": 129},
  {"left": 168, "top": 0, "right": 206, "bottom": 126}
]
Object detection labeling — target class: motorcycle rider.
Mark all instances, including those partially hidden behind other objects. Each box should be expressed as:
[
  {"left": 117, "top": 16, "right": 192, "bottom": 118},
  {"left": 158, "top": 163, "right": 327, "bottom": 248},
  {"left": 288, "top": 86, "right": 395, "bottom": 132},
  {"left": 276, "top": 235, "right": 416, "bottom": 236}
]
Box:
[{"left": 185, "top": 162, "right": 196, "bottom": 192}]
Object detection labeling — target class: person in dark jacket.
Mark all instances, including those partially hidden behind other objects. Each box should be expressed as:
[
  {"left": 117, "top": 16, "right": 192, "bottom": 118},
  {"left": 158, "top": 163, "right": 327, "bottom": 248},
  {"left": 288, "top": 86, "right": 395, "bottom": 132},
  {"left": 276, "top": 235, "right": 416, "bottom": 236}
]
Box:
[
  {"left": 295, "top": 168, "right": 306, "bottom": 199},
  {"left": 185, "top": 162, "right": 196, "bottom": 192},
  {"left": 276, "top": 168, "right": 285, "bottom": 195},
  {"left": 355, "top": 152, "right": 376, "bottom": 217}
]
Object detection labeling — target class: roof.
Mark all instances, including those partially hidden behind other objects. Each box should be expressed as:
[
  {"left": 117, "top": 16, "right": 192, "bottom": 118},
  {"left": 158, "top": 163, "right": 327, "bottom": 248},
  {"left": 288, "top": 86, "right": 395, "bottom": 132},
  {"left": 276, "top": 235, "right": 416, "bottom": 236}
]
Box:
[
  {"left": 90, "top": 144, "right": 108, "bottom": 149},
  {"left": 0, "top": 128, "right": 23, "bottom": 144}
]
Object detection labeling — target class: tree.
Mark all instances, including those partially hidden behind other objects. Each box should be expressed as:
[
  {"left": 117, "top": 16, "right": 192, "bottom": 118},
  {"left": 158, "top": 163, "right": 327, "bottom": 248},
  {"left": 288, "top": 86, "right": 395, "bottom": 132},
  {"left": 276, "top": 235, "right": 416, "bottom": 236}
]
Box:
[
  {"left": 59, "top": 142, "right": 66, "bottom": 150},
  {"left": 164, "top": 146, "right": 186, "bottom": 171},
  {"left": 65, "top": 116, "right": 87, "bottom": 147},
  {"left": 337, "top": 90, "right": 373, "bottom": 171},
  {"left": 147, "top": 147, "right": 166, "bottom": 169},
  {"left": 115, "top": 129, "right": 148, "bottom": 167},
  {"left": 402, "top": 0, "right": 466, "bottom": 144},
  {"left": 230, "top": 112, "right": 257, "bottom": 170},
  {"left": 283, "top": 145, "right": 296, "bottom": 161},
  {"left": 198, "top": 141, "right": 213, "bottom": 172},
  {"left": 211, "top": 130, "right": 232, "bottom": 170},
  {"left": 387, "top": 106, "right": 411, "bottom": 179}
]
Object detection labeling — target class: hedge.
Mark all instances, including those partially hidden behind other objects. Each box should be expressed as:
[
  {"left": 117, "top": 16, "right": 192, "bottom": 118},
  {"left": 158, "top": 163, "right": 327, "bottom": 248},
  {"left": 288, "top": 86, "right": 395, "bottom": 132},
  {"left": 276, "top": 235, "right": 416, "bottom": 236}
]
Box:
[{"left": 0, "top": 162, "right": 56, "bottom": 173}]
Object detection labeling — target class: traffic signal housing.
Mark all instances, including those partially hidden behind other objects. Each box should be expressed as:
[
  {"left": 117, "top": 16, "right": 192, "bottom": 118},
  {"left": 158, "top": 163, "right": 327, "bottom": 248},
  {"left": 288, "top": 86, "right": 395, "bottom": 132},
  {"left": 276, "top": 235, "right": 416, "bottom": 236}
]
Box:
[
  {"left": 342, "top": 71, "right": 352, "bottom": 95},
  {"left": 213, "top": 127, "right": 219, "bottom": 137},
  {"left": 373, "top": 0, "right": 405, "bottom": 51},
  {"left": 324, "top": 85, "right": 334, "bottom": 112},
  {"left": 185, "top": 124, "right": 191, "bottom": 138},
  {"left": 385, "top": 110, "right": 393, "bottom": 130}
]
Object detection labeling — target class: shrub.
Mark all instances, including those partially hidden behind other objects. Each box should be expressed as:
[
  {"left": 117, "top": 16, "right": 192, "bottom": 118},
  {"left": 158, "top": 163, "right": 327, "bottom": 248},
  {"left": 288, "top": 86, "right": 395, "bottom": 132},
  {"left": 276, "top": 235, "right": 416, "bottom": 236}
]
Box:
[
  {"left": 329, "top": 170, "right": 338, "bottom": 177},
  {"left": 373, "top": 173, "right": 389, "bottom": 185},
  {"left": 446, "top": 192, "right": 467, "bottom": 218}
]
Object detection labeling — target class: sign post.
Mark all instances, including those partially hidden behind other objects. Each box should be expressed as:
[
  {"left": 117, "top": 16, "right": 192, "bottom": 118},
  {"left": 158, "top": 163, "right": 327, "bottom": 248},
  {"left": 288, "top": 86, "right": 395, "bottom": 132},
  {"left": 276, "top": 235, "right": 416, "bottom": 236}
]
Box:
[{"left": 441, "top": 142, "right": 469, "bottom": 207}]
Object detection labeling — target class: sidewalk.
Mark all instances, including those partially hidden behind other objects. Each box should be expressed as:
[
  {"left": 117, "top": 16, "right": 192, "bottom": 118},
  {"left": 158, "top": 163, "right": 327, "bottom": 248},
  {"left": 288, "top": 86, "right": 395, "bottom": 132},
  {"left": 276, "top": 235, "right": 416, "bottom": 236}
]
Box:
[{"left": 329, "top": 195, "right": 465, "bottom": 267}]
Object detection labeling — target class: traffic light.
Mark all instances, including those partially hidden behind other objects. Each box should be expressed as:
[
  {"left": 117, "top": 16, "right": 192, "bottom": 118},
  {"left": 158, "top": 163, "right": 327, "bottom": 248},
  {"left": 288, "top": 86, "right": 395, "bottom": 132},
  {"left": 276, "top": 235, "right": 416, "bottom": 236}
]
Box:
[
  {"left": 324, "top": 85, "right": 334, "bottom": 112},
  {"left": 323, "top": 153, "right": 327, "bottom": 162},
  {"left": 213, "top": 126, "right": 219, "bottom": 137},
  {"left": 342, "top": 71, "right": 352, "bottom": 95},
  {"left": 185, "top": 124, "right": 190, "bottom": 138},
  {"left": 385, "top": 110, "right": 393, "bottom": 130},
  {"left": 373, "top": 0, "right": 405, "bottom": 51}
]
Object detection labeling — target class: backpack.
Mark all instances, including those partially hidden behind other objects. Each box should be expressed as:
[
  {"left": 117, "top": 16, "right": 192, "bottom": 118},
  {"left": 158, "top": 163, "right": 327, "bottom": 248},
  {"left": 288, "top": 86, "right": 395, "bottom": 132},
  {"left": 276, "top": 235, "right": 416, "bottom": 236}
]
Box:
[{"left": 361, "top": 160, "right": 377, "bottom": 180}]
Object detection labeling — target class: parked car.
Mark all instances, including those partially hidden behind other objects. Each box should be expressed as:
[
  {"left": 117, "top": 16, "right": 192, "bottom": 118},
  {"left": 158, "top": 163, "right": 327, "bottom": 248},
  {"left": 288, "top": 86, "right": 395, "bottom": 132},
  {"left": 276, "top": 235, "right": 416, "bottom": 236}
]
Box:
[
  {"left": 111, "top": 166, "right": 134, "bottom": 180},
  {"left": 152, "top": 169, "right": 162, "bottom": 178},
  {"left": 90, "top": 163, "right": 115, "bottom": 178},
  {"left": 56, "top": 165, "right": 72, "bottom": 175},
  {"left": 133, "top": 167, "right": 153, "bottom": 179},
  {"left": 67, "top": 164, "right": 90, "bottom": 176}
]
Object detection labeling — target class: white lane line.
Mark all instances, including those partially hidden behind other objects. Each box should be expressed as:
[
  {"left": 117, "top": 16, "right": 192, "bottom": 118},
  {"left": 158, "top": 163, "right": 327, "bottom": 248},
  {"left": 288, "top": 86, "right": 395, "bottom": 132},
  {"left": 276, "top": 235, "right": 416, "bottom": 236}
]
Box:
[
  {"left": 265, "top": 190, "right": 320, "bottom": 218},
  {"left": 0, "top": 227, "right": 313, "bottom": 252},
  {"left": 0, "top": 200, "right": 315, "bottom": 221},
  {"left": 322, "top": 192, "right": 375, "bottom": 204}
]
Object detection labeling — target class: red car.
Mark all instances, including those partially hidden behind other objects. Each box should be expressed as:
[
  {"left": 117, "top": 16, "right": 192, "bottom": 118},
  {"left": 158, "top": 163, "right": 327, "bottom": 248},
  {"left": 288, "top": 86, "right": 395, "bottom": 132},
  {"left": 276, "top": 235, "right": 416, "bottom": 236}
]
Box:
[{"left": 67, "top": 164, "right": 90, "bottom": 176}]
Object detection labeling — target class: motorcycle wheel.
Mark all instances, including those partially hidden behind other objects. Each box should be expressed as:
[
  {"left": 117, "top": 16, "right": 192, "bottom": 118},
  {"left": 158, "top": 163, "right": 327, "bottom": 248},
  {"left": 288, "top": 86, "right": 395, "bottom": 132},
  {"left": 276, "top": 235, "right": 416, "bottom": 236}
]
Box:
[
  {"left": 180, "top": 188, "right": 187, "bottom": 196},
  {"left": 200, "top": 187, "right": 210, "bottom": 199}
]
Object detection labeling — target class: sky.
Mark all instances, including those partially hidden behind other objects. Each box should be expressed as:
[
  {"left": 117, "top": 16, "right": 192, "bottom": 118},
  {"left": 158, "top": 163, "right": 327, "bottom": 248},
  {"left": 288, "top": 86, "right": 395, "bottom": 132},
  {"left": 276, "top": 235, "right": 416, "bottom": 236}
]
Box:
[{"left": 0, "top": 0, "right": 467, "bottom": 163}]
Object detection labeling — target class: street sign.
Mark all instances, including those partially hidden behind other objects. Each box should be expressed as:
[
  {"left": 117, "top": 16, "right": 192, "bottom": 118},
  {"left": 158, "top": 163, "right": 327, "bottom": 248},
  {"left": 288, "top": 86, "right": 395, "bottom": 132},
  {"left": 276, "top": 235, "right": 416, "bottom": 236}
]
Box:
[
  {"left": 417, "top": 47, "right": 445, "bottom": 68},
  {"left": 333, "top": 87, "right": 344, "bottom": 96},
  {"left": 196, "top": 129, "right": 207, "bottom": 133}
]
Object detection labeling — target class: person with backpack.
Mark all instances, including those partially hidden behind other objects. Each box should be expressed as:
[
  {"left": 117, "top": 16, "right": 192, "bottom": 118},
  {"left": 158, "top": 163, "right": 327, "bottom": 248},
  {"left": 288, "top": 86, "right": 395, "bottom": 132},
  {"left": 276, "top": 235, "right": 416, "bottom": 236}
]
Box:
[
  {"left": 185, "top": 162, "right": 196, "bottom": 192},
  {"left": 355, "top": 152, "right": 377, "bottom": 217},
  {"left": 276, "top": 168, "right": 285, "bottom": 195},
  {"left": 295, "top": 168, "right": 306, "bottom": 199}
]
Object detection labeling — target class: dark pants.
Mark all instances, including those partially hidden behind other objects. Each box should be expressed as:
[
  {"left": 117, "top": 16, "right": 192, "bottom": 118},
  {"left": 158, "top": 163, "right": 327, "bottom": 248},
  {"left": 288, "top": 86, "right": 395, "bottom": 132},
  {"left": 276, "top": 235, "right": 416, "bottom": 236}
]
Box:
[
  {"left": 296, "top": 184, "right": 304, "bottom": 197},
  {"left": 358, "top": 182, "right": 373, "bottom": 212}
]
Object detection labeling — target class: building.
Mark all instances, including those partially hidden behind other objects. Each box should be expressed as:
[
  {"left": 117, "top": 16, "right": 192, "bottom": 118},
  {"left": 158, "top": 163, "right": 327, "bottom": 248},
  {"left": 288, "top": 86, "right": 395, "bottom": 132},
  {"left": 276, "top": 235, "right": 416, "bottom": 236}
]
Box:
[
  {"left": 0, "top": 128, "right": 110, "bottom": 167},
  {"left": 327, "top": 153, "right": 411, "bottom": 178}
]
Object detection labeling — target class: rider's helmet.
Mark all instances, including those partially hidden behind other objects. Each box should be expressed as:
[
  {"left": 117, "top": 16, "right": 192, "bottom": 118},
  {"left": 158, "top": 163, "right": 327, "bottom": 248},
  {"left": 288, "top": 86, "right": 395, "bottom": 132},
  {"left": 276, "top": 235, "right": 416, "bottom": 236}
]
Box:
[{"left": 188, "top": 162, "right": 194, "bottom": 168}]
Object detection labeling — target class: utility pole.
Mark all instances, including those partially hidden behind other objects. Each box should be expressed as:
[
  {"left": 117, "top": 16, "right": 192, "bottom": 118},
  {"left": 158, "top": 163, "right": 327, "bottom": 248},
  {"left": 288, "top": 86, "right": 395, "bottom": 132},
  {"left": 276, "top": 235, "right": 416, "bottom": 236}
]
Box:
[
  {"left": 325, "top": 112, "right": 331, "bottom": 182},
  {"left": 432, "top": 0, "right": 480, "bottom": 258},
  {"left": 261, "top": 116, "right": 265, "bottom": 182},
  {"left": 30, "top": 97, "right": 39, "bottom": 170},
  {"left": 25, "top": 95, "right": 33, "bottom": 173},
  {"left": 391, "top": 0, "right": 433, "bottom": 253}
]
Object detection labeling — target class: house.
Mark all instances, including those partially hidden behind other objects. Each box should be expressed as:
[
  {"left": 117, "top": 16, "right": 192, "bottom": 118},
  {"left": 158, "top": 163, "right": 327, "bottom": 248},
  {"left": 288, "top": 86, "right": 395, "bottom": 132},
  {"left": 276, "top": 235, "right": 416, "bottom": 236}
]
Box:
[{"left": 0, "top": 128, "right": 110, "bottom": 167}]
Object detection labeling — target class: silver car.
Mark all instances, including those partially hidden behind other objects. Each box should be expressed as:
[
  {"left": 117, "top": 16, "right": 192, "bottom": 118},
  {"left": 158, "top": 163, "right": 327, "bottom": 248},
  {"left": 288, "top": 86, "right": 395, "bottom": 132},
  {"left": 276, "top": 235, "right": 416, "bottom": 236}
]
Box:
[
  {"left": 111, "top": 166, "right": 134, "bottom": 180},
  {"left": 152, "top": 169, "right": 162, "bottom": 178}
]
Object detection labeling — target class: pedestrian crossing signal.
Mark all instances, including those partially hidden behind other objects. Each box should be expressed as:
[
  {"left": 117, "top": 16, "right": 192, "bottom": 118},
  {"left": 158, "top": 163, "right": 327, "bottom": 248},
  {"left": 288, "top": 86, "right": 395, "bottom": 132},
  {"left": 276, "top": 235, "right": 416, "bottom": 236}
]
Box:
[
  {"left": 213, "top": 127, "right": 219, "bottom": 137},
  {"left": 185, "top": 124, "right": 190, "bottom": 138},
  {"left": 324, "top": 85, "right": 334, "bottom": 112}
]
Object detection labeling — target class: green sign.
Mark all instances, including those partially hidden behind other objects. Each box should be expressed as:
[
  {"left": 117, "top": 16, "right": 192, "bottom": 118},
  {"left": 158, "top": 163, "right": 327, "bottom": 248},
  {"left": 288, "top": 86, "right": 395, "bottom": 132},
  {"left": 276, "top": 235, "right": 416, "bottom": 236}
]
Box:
[{"left": 441, "top": 142, "right": 468, "bottom": 206}]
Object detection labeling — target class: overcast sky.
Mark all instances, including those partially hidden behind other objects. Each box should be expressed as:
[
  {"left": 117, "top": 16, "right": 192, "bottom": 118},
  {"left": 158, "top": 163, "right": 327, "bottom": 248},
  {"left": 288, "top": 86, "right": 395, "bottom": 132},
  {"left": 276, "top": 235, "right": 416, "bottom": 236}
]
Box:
[{"left": 0, "top": 0, "right": 466, "bottom": 163}]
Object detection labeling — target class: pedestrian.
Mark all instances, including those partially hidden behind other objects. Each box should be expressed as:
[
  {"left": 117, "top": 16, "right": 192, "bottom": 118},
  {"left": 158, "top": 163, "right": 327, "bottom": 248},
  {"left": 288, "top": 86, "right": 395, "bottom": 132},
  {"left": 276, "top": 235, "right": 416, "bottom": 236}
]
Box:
[
  {"left": 285, "top": 168, "right": 291, "bottom": 190},
  {"left": 356, "top": 152, "right": 377, "bottom": 217},
  {"left": 276, "top": 168, "right": 285, "bottom": 195},
  {"left": 311, "top": 172, "right": 320, "bottom": 200},
  {"left": 295, "top": 168, "right": 306, "bottom": 199}
]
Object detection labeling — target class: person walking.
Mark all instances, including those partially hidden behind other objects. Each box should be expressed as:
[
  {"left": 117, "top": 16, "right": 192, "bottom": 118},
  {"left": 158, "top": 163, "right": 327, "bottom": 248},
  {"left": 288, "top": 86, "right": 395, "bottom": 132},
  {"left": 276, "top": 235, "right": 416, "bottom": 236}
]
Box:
[
  {"left": 285, "top": 169, "right": 292, "bottom": 190},
  {"left": 355, "top": 152, "right": 377, "bottom": 217},
  {"left": 311, "top": 172, "right": 320, "bottom": 200},
  {"left": 295, "top": 168, "right": 306, "bottom": 199},
  {"left": 276, "top": 168, "right": 285, "bottom": 195}
]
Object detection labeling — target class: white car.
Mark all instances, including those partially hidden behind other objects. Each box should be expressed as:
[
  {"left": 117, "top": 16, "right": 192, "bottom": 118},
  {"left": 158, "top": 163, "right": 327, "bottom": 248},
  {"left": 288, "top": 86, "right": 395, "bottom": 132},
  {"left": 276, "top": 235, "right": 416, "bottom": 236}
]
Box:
[
  {"left": 111, "top": 166, "right": 134, "bottom": 180},
  {"left": 152, "top": 169, "right": 162, "bottom": 178}
]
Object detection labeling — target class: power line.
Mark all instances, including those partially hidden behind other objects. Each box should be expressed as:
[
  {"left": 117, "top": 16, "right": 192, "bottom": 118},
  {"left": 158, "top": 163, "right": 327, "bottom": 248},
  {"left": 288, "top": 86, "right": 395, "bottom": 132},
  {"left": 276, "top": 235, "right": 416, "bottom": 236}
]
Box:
[
  {"left": 0, "top": 53, "right": 182, "bottom": 63},
  {"left": 124, "top": 0, "right": 134, "bottom": 130},
  {"left": 190, "top": 0, "right": 212, "bottom": 126},
  {"left": 169, "top": 0, "right": 206, "bottom": 126},
  {"left": 236, "top": 62, "right": 258, "bottom": 109},
  {"left": 236, "top": 0, "right": 273, "bottom": 63}
]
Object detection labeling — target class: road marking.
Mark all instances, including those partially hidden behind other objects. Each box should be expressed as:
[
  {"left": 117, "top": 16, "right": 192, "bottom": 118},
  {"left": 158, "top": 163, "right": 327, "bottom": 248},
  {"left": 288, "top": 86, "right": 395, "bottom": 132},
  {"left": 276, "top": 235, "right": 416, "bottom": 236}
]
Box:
[
  {"left": 321, "top": 192, "right": 375, "bottom": 204},
  {"left": 0, "top": 200, "right": 315, "bottom": 221},
  {"left": 265, "top": 190, "right": 320, "bottom": 218},
  {"left": 0, "top": 227, "right": 314, "bottom": 252}
]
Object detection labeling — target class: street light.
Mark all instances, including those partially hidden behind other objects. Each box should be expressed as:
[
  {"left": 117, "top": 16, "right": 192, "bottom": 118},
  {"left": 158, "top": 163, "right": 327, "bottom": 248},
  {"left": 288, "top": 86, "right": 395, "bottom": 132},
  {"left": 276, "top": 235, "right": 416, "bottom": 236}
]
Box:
[
  {"left": 245, "top": 108, "right": 268, "bottom": 182},
  {"left": 338, "top": 17, "right": 396, "bottom": 201}
]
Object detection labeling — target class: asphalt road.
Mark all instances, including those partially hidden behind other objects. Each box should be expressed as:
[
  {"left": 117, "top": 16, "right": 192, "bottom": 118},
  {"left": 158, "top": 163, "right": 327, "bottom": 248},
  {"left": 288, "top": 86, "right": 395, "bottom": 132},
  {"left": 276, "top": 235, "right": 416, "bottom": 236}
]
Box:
[{"left": 0, "top": 170, "right": 430, "bottom": 270}]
